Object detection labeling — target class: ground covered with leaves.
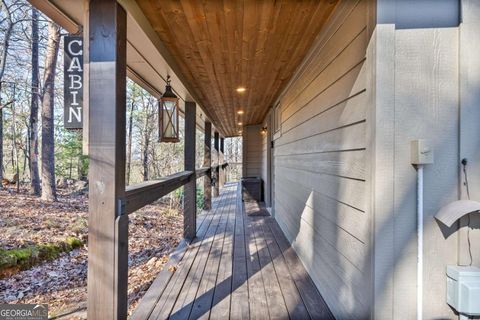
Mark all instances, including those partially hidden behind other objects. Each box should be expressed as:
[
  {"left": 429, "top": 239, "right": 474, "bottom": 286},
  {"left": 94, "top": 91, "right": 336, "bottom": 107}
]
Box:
[{"left": 0, "top": 188, "right": 183, "bottom": 318}]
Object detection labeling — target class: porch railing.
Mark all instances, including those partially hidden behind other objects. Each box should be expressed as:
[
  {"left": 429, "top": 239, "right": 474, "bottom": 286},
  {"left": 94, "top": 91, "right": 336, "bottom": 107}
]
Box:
[
  {"left": 124, "top": 163, "right": 229, "bottom": 215},
  {"left": 85, "top": 2, "right": 229, "bottom": 318}
]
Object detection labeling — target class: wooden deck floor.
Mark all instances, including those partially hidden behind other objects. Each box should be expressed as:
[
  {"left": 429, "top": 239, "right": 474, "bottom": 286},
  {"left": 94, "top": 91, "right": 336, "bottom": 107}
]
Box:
[{"left": 132, "top": 182, "right": 334, "bottom": 320}]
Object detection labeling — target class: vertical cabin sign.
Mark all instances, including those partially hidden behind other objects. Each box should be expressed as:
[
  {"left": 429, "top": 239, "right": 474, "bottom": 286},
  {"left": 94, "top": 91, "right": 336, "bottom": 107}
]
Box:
[{"left": 64, "top": 36, "right": 83, "bottom": 129}]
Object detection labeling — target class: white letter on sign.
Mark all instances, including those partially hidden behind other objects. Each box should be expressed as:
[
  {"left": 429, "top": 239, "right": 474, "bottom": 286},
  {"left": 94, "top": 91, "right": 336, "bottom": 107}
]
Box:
[
  {"left": 71, "top": 91, "right": 79, "bottom": 106},
  {"left": 68, "top": 39, "right": 83, "bottom": 56},
  {"left": 69, "top": 74, "right": 82, "bottom": 90},
  {"left": 68, "top": 107, "right": 82, "bottom": 123},
  {"left": 68, "top": 57, "right": 83, "bottom": 72}
]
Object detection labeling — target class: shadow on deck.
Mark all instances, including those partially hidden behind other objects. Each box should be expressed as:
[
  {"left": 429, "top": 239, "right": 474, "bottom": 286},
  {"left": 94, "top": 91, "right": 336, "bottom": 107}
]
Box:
[{"left": 132, "top": 182, "right": 334, "bottom": 320}]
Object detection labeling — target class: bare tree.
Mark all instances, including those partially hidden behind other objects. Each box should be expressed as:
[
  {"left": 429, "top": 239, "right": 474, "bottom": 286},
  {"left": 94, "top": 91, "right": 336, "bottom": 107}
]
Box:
[
  {"left": 0, "top": 0, "right": 14, "bottom": 185},
  {"left": 126, "top": 100, "right": 135, "bottom": 184},
  {"left": 29, "top": 7, "right": 40, "bottom": 195},
  {"left": 40, "top": 20, "right": 60, "bottom": 201},
  {"left": 142, "top": 99, "right": 151, "bottom": 181}
]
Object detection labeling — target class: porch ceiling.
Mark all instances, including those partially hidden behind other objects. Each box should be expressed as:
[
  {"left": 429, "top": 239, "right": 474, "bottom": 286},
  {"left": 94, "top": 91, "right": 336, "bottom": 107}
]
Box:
[{"left": 136, "top": 0, "right": 339, "bottom": 136}]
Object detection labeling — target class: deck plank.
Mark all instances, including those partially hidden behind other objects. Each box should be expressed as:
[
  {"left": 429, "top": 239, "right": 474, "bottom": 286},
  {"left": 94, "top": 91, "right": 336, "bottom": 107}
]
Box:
[
  {"left": 191, "top": 187, "right": 236, "bottom": 320},
  {"left": 130, "top": 212, "right": 207, "bottom": 320},
  {"left": 132, "top": 182, "right": 333, "bottom": 320},
  {"left": 244, "top": 215, "right": 270, "bottom": 319},
  {"left": 252, "top": 218, "right": 289, "bottom": 319},
  {"left": 267, "top": 219, "right": 335, "bottom": 320},
  {"left": 209, "top": 188, "right": 236, "bottom": 319},
  {"left": 261, "top": 218, "right": 310, "bottom": 319},
  {"left": 168, "top": 190, "right": 230, "bottom": 320},
  {"left": 229, "top": 185, "right": 250, "bottom": 320},
  {"left": 148, "top": 195, "right": 228, "bottom": 319}
]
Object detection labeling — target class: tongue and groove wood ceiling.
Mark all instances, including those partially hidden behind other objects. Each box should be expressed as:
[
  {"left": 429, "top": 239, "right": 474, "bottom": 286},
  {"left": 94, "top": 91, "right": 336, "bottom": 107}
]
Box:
[{"left": 137, "top": 0, "right": 338, "bottom": 136}]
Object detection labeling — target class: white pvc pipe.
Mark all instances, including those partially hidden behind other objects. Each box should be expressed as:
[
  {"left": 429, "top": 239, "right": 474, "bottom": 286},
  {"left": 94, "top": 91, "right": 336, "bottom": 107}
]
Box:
[{"left": 417, "top": 165, "right": 424, "bottom": 320}]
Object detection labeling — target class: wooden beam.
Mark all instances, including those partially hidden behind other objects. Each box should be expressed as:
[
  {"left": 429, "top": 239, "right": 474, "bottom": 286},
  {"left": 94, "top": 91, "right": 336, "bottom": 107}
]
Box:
[
  {"left": 87, "top": 1, "right": 127, "bottom": 319},
  {"left": 213, "top": 131, "right": 220, "bottom": 197},
  {"left": 203, "top": 121, "right": 212, "bottom": 210},
  {"left": 184, "top": 101, "right": 197, "bottom": 240}
]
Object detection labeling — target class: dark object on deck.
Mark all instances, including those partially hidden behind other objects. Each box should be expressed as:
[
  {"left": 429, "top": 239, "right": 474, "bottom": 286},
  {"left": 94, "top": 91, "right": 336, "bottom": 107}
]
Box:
[{"left": 241, "top": 176, "right": 262, "bottom": 202}]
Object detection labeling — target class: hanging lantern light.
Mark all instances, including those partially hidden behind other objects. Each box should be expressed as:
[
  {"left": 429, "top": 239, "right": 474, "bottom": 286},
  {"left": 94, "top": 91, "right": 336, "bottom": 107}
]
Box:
[{"left": 159, "top": 75, "right": 180, "bottom": 143}]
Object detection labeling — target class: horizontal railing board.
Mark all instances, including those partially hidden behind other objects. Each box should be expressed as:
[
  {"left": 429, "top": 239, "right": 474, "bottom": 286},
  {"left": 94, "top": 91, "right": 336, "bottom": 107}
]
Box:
[
  {"left": 125, "top": 171, "right": 193, "bottom": 214},
  {"left": 125, "top": 164, "right": 228, "bottom": 214},
  {"left": 196, "top": 167, "right": 211, "bottom": 178}
]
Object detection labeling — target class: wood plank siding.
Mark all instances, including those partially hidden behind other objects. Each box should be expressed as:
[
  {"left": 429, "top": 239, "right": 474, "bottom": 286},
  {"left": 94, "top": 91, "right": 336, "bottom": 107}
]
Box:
[
  {"left": 242, "top": 125, "right": 263, "bottom": 178},
  {"left": 271, "top": 1, "right": 372, "bottom": 318}
]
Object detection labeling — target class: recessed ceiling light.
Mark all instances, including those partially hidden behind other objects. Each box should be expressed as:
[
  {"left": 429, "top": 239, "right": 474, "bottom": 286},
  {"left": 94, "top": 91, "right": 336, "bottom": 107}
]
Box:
[
  {"left": 237, "top": 110, "right": 244, "bottom": 115},
  {"left": 236, "top": 87, "right": 246, "bottom": 93},
  {"left": 238, "top": 122, "right": 243, "bottom": 125}
]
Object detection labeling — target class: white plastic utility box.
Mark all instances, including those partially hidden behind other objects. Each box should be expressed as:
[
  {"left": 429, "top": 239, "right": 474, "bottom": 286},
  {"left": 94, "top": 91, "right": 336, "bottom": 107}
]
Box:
[{"left": 446, "top": 266, "right": 480, "bottom": 316}]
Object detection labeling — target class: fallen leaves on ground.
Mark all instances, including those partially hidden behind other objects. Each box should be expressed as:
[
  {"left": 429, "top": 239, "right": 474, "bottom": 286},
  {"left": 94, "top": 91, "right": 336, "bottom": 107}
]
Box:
[{"left": 0, "top": 188, "right": 183, "bottom": 318}]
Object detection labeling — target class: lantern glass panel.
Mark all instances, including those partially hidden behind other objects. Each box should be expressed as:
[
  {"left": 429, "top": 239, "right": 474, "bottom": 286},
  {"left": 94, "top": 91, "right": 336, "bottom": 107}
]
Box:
[
  {"left": 159, "top": 97, "right": 179, "bottom": 142},
  {"left": 163, "top": 100, "right": 176, "bottom": 138}
]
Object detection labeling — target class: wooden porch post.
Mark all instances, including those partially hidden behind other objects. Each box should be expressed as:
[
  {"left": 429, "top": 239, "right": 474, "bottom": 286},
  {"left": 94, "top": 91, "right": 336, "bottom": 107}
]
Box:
[
  {"left": 87, "top": 1, "right": 127, "bottom": 319},
  {"left": 184, "top": 101, "right": 196, "bottom": 240},
  {"left": 213, "top": 131, "right": 220, "bottom": 196},
  {"left": 220, "top": 137, "right": 225, "bottom": 187},
  {"left": 203, "top": 121, "right": 212, "bottom": 210}
]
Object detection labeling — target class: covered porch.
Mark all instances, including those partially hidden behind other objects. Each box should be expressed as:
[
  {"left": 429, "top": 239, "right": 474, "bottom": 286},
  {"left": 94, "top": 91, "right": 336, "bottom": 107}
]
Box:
[
  {"left": 26, "top": 0, "right": 342, "bottom": 318},
  {"left": 22, "top": 0, "right": 480, "bottom": 319}
]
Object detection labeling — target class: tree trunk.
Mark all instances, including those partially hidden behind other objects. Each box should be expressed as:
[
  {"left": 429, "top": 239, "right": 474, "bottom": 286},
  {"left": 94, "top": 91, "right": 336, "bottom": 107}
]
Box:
[
  {"left": 126, "top": 101, "right": 134, "bottom": 184},
  {"left": 22, "top": 136, "right": 28, "bottom": 180},
  {"left": 142, "top": 104, "right": 150, "bottom": 181},
  {"left": 29, "top": 8, "right": 40, "bottom": 195},
  {"left": 142, "top": 129, "right": 149, "bottom": 181},
  {"left": 11, "top": 84, "right": 19, "bottom": 192},
  {"left": 0, "top": 88, "right": 3, "bottom": 186},
  {"left": 40, "top": 21, "right": 60, "bottom": 201},
  {"left": 0, "top": 0, "right": 14, "bottom": 187}
]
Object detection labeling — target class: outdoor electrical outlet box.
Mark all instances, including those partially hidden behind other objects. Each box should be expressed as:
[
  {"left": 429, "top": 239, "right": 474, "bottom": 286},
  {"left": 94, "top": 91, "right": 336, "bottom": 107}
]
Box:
[
  {"left": 411, "top": 139, "right": 434, "bottom": 164},
  {"left": 446, "top": 266, "right": 480, "bottom": 316}
]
